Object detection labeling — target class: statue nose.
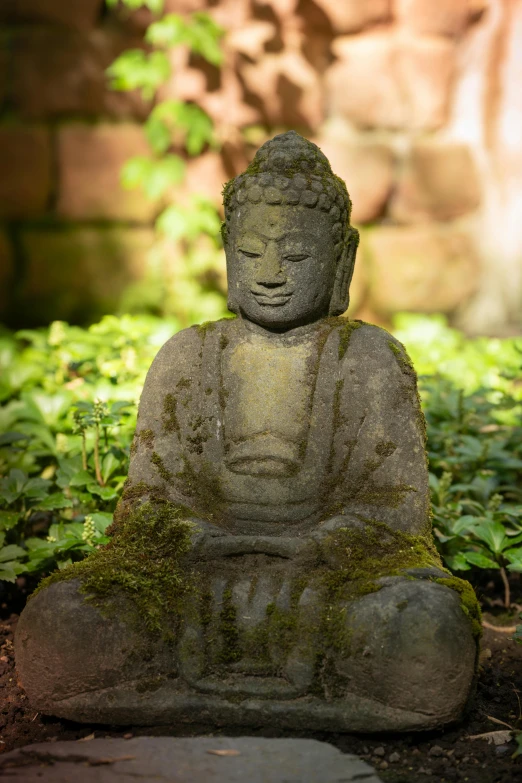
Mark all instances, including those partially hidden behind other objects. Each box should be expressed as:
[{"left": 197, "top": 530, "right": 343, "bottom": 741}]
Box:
[{"left": 256, "top": 244, "right": 286, "bottom": 286}]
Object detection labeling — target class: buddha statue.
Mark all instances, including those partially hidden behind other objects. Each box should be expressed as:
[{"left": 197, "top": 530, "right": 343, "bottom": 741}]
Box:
[{"left": 15, "top": 131, "right": 480, "bottom": 733}]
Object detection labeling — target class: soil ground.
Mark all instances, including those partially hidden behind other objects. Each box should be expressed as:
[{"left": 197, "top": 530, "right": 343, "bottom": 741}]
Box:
[{"left": 1, "top": 574, "right": 522, "bottom": 783}]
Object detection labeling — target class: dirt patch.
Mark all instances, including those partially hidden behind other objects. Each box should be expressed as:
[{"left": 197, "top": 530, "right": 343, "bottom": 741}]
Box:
[{"left": 1, "top": 579, "right": 522, "bottom": 782}]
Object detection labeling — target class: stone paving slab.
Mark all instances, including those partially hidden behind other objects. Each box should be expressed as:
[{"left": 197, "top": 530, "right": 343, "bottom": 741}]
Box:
[{"left": 0, "top": 736, "right": 382, "bottom": 782}]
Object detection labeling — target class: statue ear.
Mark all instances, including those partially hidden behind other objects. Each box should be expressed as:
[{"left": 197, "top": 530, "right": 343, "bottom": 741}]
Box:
[
  {"left": 225, "top": 242, "right": 240, "bottom": 315},
  {"left": 329, "top": 226, "right": 359, "bottom": 317}
]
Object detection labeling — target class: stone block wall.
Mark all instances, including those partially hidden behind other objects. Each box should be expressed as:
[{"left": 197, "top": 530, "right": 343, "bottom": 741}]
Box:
[{"left": 1, "top": 0, "right": 521, "bottom": 333}]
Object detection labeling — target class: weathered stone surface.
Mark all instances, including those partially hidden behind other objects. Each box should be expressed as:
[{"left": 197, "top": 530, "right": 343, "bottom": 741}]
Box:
[
  {"left": 0, "top": 737, "right": 382, "bottom": 783},
  {"left": 0, "top": 126, "right": 52, "bottom": 218},
  {"left": 57, "top": 123, "right": 157, "bottom": 221},
  {"left": 16, "top": 132, "right": 478, "bottom": 732},
  {"left": 391, "top": 142, "right": 481, "bottom": 222},
  {"left": 317, "top": 135, "right": 394, "bottom": 223},
  {"left": 19, "top": 227, "right": 153, "bottom": 324},
  {"left": 327, "top": 33, "right": 455, "bottom": 130},
  {"left": 0, "top": 0, "right": 103, "bottom": 29},
  {"left": 0, "top": 230, "right": 13, "bottom": 317},
  {"left": 240, "top": 51, "right": 324, "bottom": 129},
  {"left": 363, "top": 224, "right": 479, "bottom": 313},
  {"left": 396, "top": 0, "right": 486, "bottom": 37},
  {"left": 313, "top": 0, "right": 391, "bottom": 34},
  {"left": 11, "top": 28, "right": 146, "bottom": 120}
]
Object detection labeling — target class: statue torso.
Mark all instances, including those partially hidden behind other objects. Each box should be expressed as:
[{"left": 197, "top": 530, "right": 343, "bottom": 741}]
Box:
[{"left": 222, "top": 328, "right": 318, "bottom": 478}]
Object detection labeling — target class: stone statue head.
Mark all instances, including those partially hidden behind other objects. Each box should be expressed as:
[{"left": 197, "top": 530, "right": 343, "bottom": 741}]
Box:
[{"left": 222, "top": 131, "right": 359, "bottom": 329}]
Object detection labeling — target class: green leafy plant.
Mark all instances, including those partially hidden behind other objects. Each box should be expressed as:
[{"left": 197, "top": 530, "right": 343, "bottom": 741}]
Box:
[
  {"left": 0, "top": 316, "right": 176, "bottom": 581},
  {"left": 106, "top": 0, "right": 227, "bottom": 325}
]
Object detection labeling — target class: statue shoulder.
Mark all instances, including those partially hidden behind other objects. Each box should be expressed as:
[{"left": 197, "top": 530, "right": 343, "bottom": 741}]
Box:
[
  {"left": 143, "top": 318, "right": 236, "bottom": 388},
  {"left": 333, "top": 319, "right": 414, "bottom": 371}
]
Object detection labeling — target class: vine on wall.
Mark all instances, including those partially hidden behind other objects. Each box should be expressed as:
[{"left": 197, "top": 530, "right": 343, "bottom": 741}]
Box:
[{"left": 106, "top": 0, "right": 228, "bottom": 325}]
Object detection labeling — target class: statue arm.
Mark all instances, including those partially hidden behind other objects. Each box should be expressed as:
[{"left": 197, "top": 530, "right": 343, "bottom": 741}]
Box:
[
  {"left": 329, "top": 327, "right": 430, "bottom": 536},
  {"left": 117, "top": 327, "right": 206, "bottom": 516}
]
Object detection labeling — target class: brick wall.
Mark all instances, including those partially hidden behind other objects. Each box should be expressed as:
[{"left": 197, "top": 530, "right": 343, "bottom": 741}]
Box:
[{"left": 1, "top": 0, "right": 521, "bottom": 333}]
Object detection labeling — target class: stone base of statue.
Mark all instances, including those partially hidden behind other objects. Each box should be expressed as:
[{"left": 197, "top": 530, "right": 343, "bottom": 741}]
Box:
[{"left": 16, "top": 520, "right": 479, "bottom": 732}]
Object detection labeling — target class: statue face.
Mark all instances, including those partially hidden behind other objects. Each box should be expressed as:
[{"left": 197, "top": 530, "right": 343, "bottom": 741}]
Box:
[{"left": 226, "top": 203, "right": 338, "bottom": 329}]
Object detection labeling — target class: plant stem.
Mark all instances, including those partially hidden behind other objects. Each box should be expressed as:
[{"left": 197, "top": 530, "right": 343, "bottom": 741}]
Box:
[
  {"left": 94, "top": 424, "right": 104, "bottom": 486},
  {"left": 482, "top": 619, "right": 517, "bottom": 633},
  {"left": 81, "top": 430, "right": 87, "bottom": 471},
  {"left": 500, "top": 566, "right": 511, "bottom": 609}
]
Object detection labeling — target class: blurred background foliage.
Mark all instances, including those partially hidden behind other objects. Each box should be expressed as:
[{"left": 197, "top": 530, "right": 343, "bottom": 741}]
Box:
[{"left": 106, "top": 0, "right": 228, "bottom": 326}]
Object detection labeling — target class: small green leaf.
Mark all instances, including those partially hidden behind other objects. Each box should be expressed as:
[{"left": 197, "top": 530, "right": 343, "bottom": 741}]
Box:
[
  {"left": 443, "top": 552, "right": 471, "bottom": 571},
  {"left": 34, "top": 492, "right": 73, "bottom": 511},
  {"left": 505, "top": 548, "right": 522, "bottom": 572},
  {"left": 0, "top": 544, "right": 26, "bottom": 563},
  {"left": 69, "top": 470, "right": 95, "bottom": 488},
  {"left": 463, "top": 550, "right": 500, "bottom": 569},
  {"left": 0, "top": 511, "right": 21, "bottom": 530},
  {"left": 0, "top": 562, "right": 22, "bottom": 582},
  {"left": 90, "top": 512, "right": 113, "bottom": 534}
]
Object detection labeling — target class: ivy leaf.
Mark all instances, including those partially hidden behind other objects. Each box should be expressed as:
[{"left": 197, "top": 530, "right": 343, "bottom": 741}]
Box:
[
  {"left": 0, "top": 562, "right": 23, "bottom": 582},
  {"left": 463, "top": 551, "right": 500, "bottom": 569},
  {"left": 69, "top": 470, "right": 96, "bottom": 488},
  {"left": 88, "top": 485, "right": 119, "bottom": 501},
  {"left": 145, "top": 114, "right": 172, "bottom": 156},
  {"left": 90, "top": 512, "right": 113, "bottom": 535},
  {"left": 505, "top": 548, "right": 522, "bottom": 572},
  {"left": 0, "top": 511, "right": 21, "bottom": 531},
  {"left": 443, "top": 552, "right": 471, "bottom": 571},
  {"left": 0, "top": 544, "right": 26, "bottom": 563},
  {"left": 472, "top": 520, "right": 508, "bottom": 555},
  {"left": 0, "top": 431, "right": 29, "bottom": 447},
  {"left": 144, "top": 155, "right": 185, "bottom": 199},
  {"left": 34, "top": 493, "right": 73, "bottom": 511},
  {"left": 106, "top": 49, "right": 170, "bottom": 100}
]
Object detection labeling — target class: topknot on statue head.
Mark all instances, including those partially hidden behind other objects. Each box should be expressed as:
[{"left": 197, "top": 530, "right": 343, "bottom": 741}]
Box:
[{"left": 221, "top": 131, "right": 352, "bottom": 243}]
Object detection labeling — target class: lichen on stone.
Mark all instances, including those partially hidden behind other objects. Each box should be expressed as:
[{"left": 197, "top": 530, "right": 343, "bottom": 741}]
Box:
[
  {"left": 162, "top": 393, "right": 179, "bottom": 435},
  {"left": 151, "top": 451, "right": 173, "bottom": 482},
  {"left": 139, "top": 429, "right": 154, "bottom": 447}
]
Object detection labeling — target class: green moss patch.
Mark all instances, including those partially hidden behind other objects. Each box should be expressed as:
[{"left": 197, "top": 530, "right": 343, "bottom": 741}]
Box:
[
  {"left": 434, "top": 576, "right": 482, "bottom": 642},
  {"left": 338, "top": 319, "right": 362, "bottom": 359},
  {"left": 320, "top": 519, "right": 441, "bottom": 589},
  {"left": 32, "top": 500, "right": 196, "bottom": 637},
  {"left": 162, "top": 393, "right": 179, "bottom": 435},
  {"left": 151, "top": 451, "right": 173, "bottom": 482}
]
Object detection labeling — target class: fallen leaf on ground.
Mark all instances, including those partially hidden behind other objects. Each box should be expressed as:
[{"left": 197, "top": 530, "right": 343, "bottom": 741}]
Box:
[
  {"left": 77, "top": 733, "right": 95, "bottom": 742},
  {"left": 88, "top": 756, "right": 136, "bottom": 765},
  {"left": 487, "top": 715, "right": 514, "bottom": 729},
  {"left": 468, "top": 730, "right": 513, "bottom": 745},
  {"left": 207, "top": 749, "right": 241, "bottom": 756}
]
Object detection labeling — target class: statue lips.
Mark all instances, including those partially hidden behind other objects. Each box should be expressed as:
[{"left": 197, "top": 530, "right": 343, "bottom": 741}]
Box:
[{"left": 250, "top": 289, "right": 294, "bottom": 306}]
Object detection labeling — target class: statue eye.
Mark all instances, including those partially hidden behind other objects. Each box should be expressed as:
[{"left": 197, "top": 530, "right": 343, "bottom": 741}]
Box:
[
  {"left": 285, "top": 254, "right": 309, "bottom": 262},
  {"left": 239, "top": 249, "right": 262, "bottom": 258}
]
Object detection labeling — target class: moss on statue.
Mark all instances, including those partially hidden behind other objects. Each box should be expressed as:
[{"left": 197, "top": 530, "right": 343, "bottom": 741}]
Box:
[
  {"left": 434, "top": 576, "right": 482, "bottom": 642},
  {"left": 151, "top": 451, "right": 173, "bottom": 483},
  {"left": 338, "top": 319, "right": 362, "bottom": 360},
  {"left": 162, "top": 393, "right": 179, "bottom": 435},
  {"left": 32, "top": 500, "right": 196, "bottom": 638},
  {"left": 139, "top": 429, "right": 154, "bottom": 447},
  {"left": 319, "top": 519, "right": 441, "bottom": 590},
  {"left": 219, "top": 588, "right": 241, "bottom": 663}
]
